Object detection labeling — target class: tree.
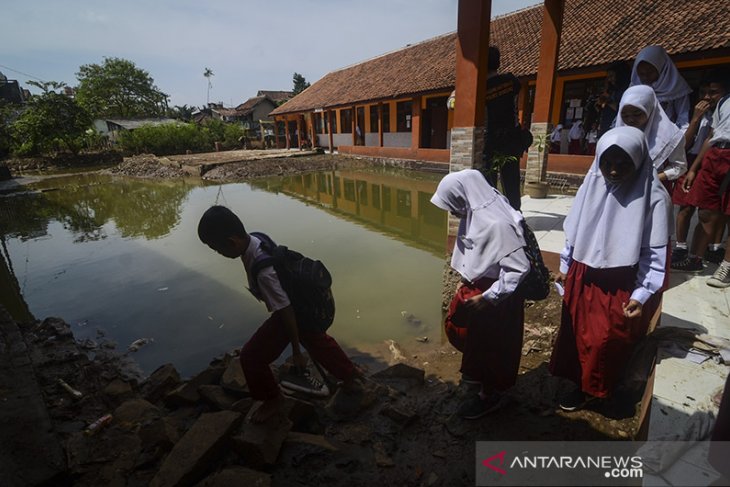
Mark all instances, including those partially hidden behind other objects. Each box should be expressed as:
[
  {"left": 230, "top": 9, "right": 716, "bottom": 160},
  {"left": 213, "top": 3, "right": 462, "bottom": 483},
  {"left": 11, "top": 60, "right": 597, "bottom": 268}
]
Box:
[
  {"left": 167, "top": 104, "right": 195, "bottom": 121},
  {"left": 11, "top": 89, "right": 91, "bottom": 155},
  {"left": 75, "top": 57, "right": 169, "bottom": 118},
  {"left": 204, "top": 67, "right": 214, "bottom": 105},
  {"left": 292, "top": 73, "right": 310, "bottom": 96},
  {"left": 26, "top": 80, "right": 67, "bottom": 94}
]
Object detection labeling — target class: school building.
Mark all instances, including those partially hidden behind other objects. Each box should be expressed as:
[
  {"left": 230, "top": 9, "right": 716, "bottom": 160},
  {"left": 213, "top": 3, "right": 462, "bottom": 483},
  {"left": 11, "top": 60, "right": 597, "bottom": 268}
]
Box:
[{"left": 270, "top": 0, "right": 730, "bottom": 175}]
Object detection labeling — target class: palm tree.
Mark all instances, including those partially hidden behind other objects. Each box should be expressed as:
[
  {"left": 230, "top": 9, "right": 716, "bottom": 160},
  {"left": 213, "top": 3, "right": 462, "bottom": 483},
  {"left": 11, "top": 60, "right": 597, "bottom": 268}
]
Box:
[{"left": 203, "top": 68, "right": 214, "bottom": 105}]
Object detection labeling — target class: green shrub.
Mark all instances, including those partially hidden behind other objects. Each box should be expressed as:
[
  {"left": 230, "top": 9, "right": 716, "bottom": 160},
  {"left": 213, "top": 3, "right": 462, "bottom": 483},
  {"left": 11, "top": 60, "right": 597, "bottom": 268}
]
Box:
[{"left": 117, "top": 120, "right": 248, "bottom": 155}]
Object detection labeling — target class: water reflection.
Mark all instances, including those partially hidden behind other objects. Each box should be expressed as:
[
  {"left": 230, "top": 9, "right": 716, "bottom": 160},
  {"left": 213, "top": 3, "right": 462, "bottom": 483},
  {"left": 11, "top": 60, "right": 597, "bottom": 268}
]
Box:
[
  {"left": 0, "top": 174, "right": 199, "bottom": 242},
  {"left": 252, "top": 169, "right": 447, "bottom": 256},
  {"left": 0, "top": 170, "right": 447, "bottom": 376}
]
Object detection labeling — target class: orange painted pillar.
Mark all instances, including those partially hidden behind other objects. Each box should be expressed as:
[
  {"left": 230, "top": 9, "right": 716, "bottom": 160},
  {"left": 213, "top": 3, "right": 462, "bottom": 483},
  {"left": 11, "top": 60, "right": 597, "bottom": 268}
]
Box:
[
  {"left": 450, "top": 0, "right": 491, "bottom": 173},
  {"left": 378, "top": 103, "right": 384, "bottom": 147},
  {"left": 309, "top": 113, "right": 316, "bottom": 149},
  {"left": 411, "top": 96, "right": 422, "bottom": 150},
  {"left": 532, "top": 0, "right": 564, "bottom": 124},
  {"left": 524, "top": 0, "right": 565, "bottom": 193},
  {"left": 327, "top": 110, "right": 334, "bottom": 153},
  {"left": 351, "top": 105, "right": 356, "bottom": 146}
]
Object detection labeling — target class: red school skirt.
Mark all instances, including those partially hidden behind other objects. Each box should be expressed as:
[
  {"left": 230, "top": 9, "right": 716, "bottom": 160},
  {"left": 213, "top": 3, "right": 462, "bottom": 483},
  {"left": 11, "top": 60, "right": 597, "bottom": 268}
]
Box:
[
  {"left": 548, "top": 261, "right": 661, "bottom": 398},
  {"left": 444, "top": 278, "right": 524, "bottom": 391}
]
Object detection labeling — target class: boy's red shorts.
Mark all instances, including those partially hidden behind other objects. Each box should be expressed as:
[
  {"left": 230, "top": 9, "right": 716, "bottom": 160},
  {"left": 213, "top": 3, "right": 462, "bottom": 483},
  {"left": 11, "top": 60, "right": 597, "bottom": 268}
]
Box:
[
  {"left": 672, "top": 174, "right": 693, "bottom": 206},
  {"left": 687, "top": 147, "right": 730, "bottom": 215}
]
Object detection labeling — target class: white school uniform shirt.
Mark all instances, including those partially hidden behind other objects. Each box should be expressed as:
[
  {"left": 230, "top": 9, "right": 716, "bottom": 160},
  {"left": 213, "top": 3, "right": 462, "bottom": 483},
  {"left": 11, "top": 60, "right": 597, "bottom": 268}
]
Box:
[
  {"left": 710, "top": 96, "right": 730, "bottom": 145},
  {"left": 242, "top": 235, "right": 291, "bottom": 312}
]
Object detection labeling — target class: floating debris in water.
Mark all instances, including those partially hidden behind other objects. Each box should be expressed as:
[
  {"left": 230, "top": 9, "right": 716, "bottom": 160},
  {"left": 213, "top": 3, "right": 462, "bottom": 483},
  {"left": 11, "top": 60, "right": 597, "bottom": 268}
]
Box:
[
  {"left": 416, "top": 336, "right": 429, "bottom": 343},
  {"left": 400, "top": 311, "right": 422, "bottom": 326},
  {"left": 76, "top": 320, "right": 88, "bottom": 327},
  {"left": 157, "top": 287, "right": 169, "bottom": 292},
  {"left": 208, "top": 316, "right": 214, "bottom": 321},
  {"left": 218, "top": 323, "right": 225, "bottom": 329},
  {"left": 385, "top": 339, "right": 406, "bottom": 363},
  {"left": 127, "top": 337, "right": 154, "bottom": 353}
]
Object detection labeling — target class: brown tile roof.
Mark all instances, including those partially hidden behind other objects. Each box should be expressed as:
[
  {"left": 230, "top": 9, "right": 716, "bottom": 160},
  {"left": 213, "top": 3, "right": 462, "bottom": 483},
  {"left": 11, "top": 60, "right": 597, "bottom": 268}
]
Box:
[
  {"left": 235, "top": 95, "right": 273, "bottom": 115},
  {"left": 257, "top": 90, "right": 293, "bottom": 103},
  {"left": 272, "top": 0, "right": 729, "bottom": 116}
]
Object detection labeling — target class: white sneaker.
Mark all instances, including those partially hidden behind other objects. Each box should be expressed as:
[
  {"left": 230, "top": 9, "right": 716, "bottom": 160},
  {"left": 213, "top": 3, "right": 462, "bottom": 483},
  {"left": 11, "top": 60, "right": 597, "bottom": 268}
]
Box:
[{"left": 707, "top": 264, "right": 730, "bottom": 288}]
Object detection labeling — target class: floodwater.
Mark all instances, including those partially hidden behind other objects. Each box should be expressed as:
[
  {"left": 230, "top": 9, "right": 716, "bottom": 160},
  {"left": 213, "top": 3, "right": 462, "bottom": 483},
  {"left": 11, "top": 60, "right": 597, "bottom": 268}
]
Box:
[{"left": 0, "top": 168, "right": 448, "bottom": 376}]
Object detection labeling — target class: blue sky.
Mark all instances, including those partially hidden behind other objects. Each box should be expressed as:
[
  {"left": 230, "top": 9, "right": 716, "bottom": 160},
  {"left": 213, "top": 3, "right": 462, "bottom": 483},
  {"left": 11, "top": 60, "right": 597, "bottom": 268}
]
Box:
[{"left": 1, "top": 0, "right": 540, "bottom": 108}]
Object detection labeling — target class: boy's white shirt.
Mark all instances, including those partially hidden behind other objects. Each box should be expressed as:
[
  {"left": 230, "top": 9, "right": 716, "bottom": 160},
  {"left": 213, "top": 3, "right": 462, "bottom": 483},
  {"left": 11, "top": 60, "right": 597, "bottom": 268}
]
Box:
[
  {"left": 242, "top": 235, "right": 291, "bottom": 312},
  {"left": 710, "top": 96, "right": 730, "bottom": 145}
]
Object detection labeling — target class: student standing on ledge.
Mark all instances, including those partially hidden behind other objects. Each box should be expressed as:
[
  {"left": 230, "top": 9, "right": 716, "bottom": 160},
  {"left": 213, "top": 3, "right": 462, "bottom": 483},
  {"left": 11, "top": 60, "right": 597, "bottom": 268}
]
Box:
[
  {"left": 431, "top": 170, "right": 529, "bottom": 419},
  {"left": 550, "top": 127, "right": 671, "bottom": 411}
]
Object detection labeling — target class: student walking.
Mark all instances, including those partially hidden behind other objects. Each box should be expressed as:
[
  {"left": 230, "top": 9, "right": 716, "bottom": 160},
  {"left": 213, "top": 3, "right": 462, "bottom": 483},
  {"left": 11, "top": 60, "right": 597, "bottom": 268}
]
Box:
[
  {"left": 197, "top": 205, "right": 362, "bottom": 422},
  {"left": 431, "top": 170, "right": 529, "bottom": 419},
  {"left": 630, "top": 45, "right": 692, "bottom": 129},
  {"left": 550, "top": 127, "right": 672, "bottom": 411}
]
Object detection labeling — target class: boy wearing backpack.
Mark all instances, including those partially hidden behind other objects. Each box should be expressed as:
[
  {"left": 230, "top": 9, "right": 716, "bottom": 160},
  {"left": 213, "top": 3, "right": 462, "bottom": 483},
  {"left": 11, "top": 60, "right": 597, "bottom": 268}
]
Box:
[{"left": 198, "top": 205, "right": 361, "bottom": 423}]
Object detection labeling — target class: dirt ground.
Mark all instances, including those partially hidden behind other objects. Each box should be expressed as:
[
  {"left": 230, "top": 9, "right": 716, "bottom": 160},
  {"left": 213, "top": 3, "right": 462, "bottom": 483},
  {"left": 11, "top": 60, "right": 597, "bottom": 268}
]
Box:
[{"left": 2, "top": 151, "right": 645, "bottom": 486}]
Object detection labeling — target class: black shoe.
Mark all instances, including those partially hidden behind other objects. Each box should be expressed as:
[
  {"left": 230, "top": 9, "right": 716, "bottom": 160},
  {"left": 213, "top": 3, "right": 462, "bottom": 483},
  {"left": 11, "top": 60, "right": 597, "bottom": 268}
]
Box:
[
  {"left": 670, "top": 256, "right": 704, "bottom": 272},
  {"left": 559, "top": 389, "right": 587, "bottom": 411},
  {"left": 458, "top": 393, "right": 502, "bottom": 419},
  {"left": 705, "top": 247, "right": 726, "bottom": 264},
  {"left": 671, "top": 247, "right": 688, "bottom": 264},
  {"left": 460, "top": 374, "right": 481, "bottom": 386},
  {"left": 280, "top": 367, "right": 330, "bottom": 397}
]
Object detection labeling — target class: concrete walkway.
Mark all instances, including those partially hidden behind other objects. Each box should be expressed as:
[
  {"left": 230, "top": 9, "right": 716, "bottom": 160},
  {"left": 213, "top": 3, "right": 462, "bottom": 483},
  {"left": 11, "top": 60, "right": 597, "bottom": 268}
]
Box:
[{"left": 522, "top": 193, "right": 730, "bottom": 485}]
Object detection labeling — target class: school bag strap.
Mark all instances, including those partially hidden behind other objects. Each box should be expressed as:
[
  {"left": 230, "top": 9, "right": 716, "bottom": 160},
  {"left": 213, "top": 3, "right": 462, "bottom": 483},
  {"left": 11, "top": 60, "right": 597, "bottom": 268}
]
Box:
[
  {"left": 248, "top": 231, "right": 335, "bottom": 333},
  {"left": 517, "top": 220, "right": 551, "bottom": 301}
]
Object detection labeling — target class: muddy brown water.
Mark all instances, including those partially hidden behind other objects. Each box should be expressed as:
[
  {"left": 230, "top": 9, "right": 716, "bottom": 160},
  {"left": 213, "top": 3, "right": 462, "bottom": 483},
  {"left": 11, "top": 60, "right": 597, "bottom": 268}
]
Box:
[{"left": 0, "top": 168, "right": 448, "bottom": 376}]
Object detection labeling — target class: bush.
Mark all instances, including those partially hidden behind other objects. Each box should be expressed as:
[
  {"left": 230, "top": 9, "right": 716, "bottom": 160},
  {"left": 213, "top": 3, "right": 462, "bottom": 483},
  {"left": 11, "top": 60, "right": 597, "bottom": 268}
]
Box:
[{"left": 117, "top": 120, "right": 249, "bottom": 155}]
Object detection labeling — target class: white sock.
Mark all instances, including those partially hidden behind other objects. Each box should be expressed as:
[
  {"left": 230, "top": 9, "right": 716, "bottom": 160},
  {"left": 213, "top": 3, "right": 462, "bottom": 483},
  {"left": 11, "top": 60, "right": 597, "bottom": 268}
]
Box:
[
  {"left": 710, "top": 243, "right": 723, "bottom": 251},
  {"left": 676, "top": 242, "right": 688, "bottom": 250},
  {"left": 721, "top": 260, "right": 730, "bottom": 268}
]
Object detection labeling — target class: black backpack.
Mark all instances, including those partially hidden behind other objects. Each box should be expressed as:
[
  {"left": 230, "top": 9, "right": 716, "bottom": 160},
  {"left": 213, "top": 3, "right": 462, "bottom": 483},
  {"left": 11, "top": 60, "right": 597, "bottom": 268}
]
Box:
[
  {"left": 249, "top": 232, "right": 335, "bottom": 333},
  {"left": 517, "top": 220, "right": 551, "bottom": 301}
]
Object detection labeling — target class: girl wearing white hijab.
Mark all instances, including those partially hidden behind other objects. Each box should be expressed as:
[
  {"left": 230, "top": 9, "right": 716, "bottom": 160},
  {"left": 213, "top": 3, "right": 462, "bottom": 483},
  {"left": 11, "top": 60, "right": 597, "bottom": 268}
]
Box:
[
  {"left": 549, "top": 126, "right": 672, "bottom": 411},
  {"left": 630, "top": 45, "right": 692, "bottom": 129},
  {"left": 430, "top": 169, "right": 529, "bottom": 419},
  {"left": 616, "top": 85, "right": 687, "bottom": 184},
  {"left": 568, "top": 120, "right": 585, "bottom": 154}
]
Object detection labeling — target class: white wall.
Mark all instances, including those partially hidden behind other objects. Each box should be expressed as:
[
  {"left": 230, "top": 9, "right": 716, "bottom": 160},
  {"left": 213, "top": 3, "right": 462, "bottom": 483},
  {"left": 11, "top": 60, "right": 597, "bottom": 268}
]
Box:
[{"left": 383, "top": 132, "right": 411, "bottom": 148}]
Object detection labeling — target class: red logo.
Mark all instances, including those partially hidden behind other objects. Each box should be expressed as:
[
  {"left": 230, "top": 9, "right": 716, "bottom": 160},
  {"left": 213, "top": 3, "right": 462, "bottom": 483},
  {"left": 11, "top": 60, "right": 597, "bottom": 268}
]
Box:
[{"left": 482, "top": 451, "right": 507, "bottom": 475}]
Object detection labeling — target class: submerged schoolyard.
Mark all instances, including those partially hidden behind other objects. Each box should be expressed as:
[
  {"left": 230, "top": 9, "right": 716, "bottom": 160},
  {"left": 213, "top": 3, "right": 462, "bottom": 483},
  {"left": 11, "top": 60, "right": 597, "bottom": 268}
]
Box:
[{"left": 2, "top": 167, "right": 447, "bottom": 376}]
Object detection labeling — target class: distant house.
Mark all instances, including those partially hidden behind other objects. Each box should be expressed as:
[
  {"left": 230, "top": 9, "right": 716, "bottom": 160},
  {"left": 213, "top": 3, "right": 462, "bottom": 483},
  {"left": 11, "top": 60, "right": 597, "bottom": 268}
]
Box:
[
  {"left": 93, "top": 118, "right": 179, "bottom": 142},
  {"left": 192, "top": 95, "right": 283, "bottom": 136},
  {"left": 257, "top": 90, "right": 293, "bottom": 105},
  {"left": 0, "top": 72, "right": 26, "bottom": 104}
]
